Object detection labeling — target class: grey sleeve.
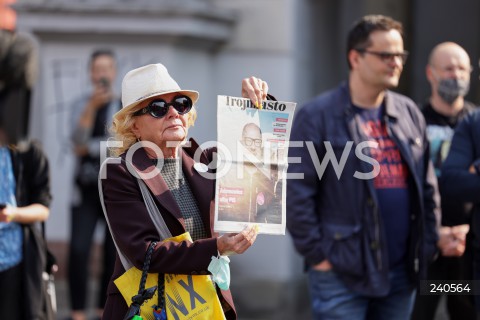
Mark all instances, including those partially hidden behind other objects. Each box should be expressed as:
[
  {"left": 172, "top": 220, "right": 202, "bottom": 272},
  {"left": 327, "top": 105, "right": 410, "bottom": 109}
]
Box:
[{"left": 70, "top": 95, "right": 92, "bottom": 147}]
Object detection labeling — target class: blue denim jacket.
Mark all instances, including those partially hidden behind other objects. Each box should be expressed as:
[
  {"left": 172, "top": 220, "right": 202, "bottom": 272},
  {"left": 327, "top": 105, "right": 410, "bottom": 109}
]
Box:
[
  {"left": 0, "top": 147, "right": 21, "bottom": 272},
  {"left": 286, "top": 83, "right": 440, "bottom": 296}
]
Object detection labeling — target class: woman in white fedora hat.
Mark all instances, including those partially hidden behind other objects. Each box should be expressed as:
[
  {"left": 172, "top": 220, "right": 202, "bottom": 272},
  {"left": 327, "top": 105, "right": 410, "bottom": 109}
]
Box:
[{"left": 99, "top": 63, "right": 268, "bottom": 319}]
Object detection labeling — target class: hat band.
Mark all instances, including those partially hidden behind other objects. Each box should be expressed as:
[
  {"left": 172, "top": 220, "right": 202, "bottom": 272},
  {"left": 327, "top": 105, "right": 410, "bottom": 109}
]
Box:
[{"left": 135, "top": 90, "right": 180, "bottom": 102}]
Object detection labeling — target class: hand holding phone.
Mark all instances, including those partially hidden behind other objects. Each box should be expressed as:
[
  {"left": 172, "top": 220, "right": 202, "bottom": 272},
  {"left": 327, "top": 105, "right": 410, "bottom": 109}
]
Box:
[
  {"left": 90, "top": 77, "right": 112, "bottom": 108},
  {"left": 99, "top": 77, "right": 110, "bottom": 88}
]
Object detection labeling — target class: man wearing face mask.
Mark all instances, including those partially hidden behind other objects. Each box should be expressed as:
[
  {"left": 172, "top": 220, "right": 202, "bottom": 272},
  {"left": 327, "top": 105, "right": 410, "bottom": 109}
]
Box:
[{"left": 411, "top": 42, "right": 476, "bottom": 320}]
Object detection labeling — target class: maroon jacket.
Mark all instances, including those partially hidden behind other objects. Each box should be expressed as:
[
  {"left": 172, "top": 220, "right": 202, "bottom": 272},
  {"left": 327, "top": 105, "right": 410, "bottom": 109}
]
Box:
[{"left": 101, "top": 139, "right": 236, "bottom": 319}]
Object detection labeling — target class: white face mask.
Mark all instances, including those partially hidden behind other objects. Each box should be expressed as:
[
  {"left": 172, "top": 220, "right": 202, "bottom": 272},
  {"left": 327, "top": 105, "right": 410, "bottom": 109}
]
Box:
[{"left": 208, "top": 255, "right": 231, "bottom": 290}]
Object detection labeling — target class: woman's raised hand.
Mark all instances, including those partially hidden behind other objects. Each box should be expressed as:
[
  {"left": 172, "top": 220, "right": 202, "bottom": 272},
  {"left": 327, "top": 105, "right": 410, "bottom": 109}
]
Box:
[{"left": 241, "top": 76, "right": 269, "bottom": 109}]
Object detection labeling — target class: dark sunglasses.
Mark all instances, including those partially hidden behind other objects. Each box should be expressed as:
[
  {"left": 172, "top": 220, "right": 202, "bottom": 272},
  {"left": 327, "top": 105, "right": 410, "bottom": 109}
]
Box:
[
  {"left": 133, "top": 95, "right": 193, "bottom": 118},
  {"left": 356, "top": 49, "right": 409, "bottom": 65}
]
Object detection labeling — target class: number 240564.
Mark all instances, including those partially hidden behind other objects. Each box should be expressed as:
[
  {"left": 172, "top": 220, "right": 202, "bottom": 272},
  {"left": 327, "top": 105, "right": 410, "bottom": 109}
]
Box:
[{"left": 430, "top": 283, "right": 470, "bottom": 293}]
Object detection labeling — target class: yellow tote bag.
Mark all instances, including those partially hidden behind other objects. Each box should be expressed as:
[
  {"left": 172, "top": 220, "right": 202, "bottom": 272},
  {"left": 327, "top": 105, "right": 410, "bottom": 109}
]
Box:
[{"left": 114, "top": 232, "right": 226, "bottom": 320}]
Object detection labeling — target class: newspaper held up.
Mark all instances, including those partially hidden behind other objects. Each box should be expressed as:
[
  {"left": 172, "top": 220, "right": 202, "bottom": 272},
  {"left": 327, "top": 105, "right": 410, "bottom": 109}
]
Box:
[{"left": 214, "top": 95, "right": 296, "bottom": 235}]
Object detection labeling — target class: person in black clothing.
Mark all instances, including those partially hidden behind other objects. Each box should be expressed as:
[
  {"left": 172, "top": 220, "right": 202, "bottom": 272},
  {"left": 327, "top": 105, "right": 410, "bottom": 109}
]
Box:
[
  {"left": 68, "top": 49, "right": 119, "bottom": 320},
  {"left": 0, "top": 141, "right": 53, "bottom": 320},
  {"left": 0, "top": 29, "right": 54, "bottom": 320},
  {"left": 411, "top": 42, "right": 476, "bottom": 320}
]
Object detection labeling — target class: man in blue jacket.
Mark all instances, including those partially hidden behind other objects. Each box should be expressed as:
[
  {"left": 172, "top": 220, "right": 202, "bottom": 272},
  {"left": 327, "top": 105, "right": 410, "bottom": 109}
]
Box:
[
  {"left": 286, "top": 15, "right": 440, "bottom": 319},
  {"left": 441, "top": 109, "right": 480, "bottom": 314}
]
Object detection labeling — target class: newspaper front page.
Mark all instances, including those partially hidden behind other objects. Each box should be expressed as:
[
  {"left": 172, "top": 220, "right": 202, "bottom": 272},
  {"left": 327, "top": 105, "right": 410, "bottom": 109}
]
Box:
[{"left": 214, "top": 95, "right": 296, "bottom": 235}]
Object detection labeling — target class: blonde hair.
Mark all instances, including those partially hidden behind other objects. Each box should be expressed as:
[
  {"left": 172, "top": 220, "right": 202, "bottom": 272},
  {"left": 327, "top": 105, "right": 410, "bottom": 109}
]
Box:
[{"left": 109, "top": 104, "right": 198, "bottom": 157}]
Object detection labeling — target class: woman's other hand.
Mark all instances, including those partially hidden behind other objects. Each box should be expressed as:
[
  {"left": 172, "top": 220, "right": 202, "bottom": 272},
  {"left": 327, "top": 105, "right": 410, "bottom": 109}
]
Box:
[
  {"left": 241, "top": 76, "right": 269, "bottom": 108},
  {"left": 217, "top": 224, "right": 258, "bottom": 256}
]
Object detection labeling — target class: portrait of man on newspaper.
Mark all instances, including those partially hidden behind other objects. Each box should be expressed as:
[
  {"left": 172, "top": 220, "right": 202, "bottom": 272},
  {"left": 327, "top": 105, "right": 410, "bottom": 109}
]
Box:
[{"left": 217, "top": 122, "right": 279, "bottom": 224}]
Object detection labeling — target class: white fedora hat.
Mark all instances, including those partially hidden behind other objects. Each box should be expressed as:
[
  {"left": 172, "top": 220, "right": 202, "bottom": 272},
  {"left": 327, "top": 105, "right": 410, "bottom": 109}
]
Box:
[{"left": 114, "top": 63, "right": 199, "bottom": 119}]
